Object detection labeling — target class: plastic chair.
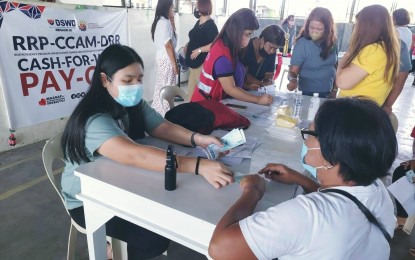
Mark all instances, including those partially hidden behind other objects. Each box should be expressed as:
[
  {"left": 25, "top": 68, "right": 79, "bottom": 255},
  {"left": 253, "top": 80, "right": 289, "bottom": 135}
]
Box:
[
  {"left": 42, "top": 133, "right": 127, "bottom": 260},
  {"left": 278, "top": 69, "right": 289, "bottom": 91},
  {"left": 159, "top": 85, "right": 189, "bottom": 111}
]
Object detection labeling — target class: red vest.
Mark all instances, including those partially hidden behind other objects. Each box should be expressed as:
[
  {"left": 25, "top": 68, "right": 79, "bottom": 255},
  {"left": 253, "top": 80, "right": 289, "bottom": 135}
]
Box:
[{"left": 190, "top": 39, "right": 233, "bottom": 102}]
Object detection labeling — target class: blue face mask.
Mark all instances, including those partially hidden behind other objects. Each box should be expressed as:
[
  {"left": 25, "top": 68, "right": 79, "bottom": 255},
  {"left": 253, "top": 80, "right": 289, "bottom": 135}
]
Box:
[
  {"left": 114, "top": 84, "right": 143, "bottom": 107},
  {"left": 300, "top": 142, "right": 327, "bottom": 178}
]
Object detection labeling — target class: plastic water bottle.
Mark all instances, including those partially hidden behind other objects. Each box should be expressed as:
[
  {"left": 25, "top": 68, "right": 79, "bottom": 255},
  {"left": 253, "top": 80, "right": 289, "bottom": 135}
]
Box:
[
  {"left": 307, "top": 93, "right": 320, "bottom": 121},
  {"left": 292, "top": 90, "right": 303, "bottom": 118}
]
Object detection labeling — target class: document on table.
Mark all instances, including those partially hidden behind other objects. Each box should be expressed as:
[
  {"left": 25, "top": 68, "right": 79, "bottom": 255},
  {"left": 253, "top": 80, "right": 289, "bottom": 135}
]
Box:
[{"left": 387, "top": 176, "right": 415, "bottom": 215}]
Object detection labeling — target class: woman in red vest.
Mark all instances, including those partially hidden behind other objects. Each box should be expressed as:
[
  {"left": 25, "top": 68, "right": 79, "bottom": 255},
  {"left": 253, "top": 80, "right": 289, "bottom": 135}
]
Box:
[{"left": 190, "top": 8, "right": 273, "bottom": 106}]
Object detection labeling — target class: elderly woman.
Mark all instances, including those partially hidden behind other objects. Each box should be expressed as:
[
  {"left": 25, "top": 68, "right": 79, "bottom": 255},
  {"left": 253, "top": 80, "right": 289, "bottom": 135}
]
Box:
[{"left": 209, "top": 97, "right": 397, "bottom": 259}]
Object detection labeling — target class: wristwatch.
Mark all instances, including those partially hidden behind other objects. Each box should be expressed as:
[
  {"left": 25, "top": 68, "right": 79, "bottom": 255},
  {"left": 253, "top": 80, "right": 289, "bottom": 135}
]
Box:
[
  {"left": 287, "top": 75, "right": 298, "bottom": 82},
  {"left": 198, "top": 48, "right": 202, "bottom": 53}
]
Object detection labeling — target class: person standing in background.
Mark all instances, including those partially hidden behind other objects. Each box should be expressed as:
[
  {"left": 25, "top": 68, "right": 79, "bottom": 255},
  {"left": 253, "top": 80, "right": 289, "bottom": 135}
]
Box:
[
  {"left": 151, "top": 0, "right": 177, "bottom": 116},
  {"left": 393, "top": 8, "right": 412, "bottom": 59},
  {"left": 280, "top": 15, "right": 296, "bottom": 54},
  {"left": 287, "top": 7, "right": 338, "bottom": 97},
  {"left": 336, "top": 5, "right": 400, "bottom": 106},
  {"left": 185, "top": 0, "right": 218, "bottom": 98}
]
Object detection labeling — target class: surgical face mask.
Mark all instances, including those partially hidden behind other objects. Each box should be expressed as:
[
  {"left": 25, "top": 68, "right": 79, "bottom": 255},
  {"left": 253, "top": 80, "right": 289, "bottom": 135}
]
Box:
[
  {"left": 259, "top": 41, "right": 273, "bottom": 58},
  {"left": 300, "top": 142, "right": 326, "bottom": 178},
  {"left": 309, "top": 33, "right": 323, "bottom": 41},
  {"left": 114, "top": 83, "right": 144, "bottom": 107},
  {"left": 194, "top": 8, "right": 201, "bottom": 19},
  {"left": 259, "top": 47, "right": 272, "bottom": 58}
]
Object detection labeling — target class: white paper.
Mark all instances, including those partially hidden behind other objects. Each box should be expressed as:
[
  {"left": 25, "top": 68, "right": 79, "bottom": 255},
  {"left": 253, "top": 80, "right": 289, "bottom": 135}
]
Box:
[{"left": 387, "top": 176, "right": 415, "bottom": 215}]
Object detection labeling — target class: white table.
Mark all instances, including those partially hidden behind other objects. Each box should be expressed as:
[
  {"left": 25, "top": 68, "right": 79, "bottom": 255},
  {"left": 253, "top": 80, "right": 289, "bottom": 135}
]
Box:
[{"left": 75, "top": 94, "right": 313, "bottom": 259}]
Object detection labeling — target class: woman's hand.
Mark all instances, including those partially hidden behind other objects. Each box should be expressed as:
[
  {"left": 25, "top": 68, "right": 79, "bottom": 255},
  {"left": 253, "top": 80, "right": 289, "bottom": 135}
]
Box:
[
  {"left": 198, "top": 159, "right": 234, "bottom": 189},
  {"left": 256, "top": 94, "right": 273, "bottom": 106},
  {"left": 287, "top": 80, "right": 298, "bottom": 91},
  {"left": 240, "top": 174, "right": 265, "bottom": 199},
  {"left": 172, "top": 62, "right": 179, "bottom": 75},
  {"left": 258, "top": 163, "right": 301, "bottom": 185},
  {"left": 244, "top": 83, "right": 262, "bottom": 91},
  {"left": 194, "top": 133, "right": 223, "bottom": 148},
  {"left": 191, "top": 49, "right": 200, "bottom": 60},
  {"left": 401, "top": 159, "right": 415, "bottom": 170}
]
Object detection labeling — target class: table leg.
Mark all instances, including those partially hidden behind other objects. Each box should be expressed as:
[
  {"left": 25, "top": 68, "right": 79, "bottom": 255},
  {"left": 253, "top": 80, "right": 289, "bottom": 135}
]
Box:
[{"left": 83, "top": 199, "right": 113, "bottom": 260}]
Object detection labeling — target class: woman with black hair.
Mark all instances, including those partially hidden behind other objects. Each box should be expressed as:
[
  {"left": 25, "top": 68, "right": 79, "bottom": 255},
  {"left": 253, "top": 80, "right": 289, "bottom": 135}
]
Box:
[
  {"left": 61, "top": 44, "right": 233, "bottom": 259},
  {"left": 210, "top": 97, "right": 397, "bottom": 259},
  {"left": 150, "top": 0, "right": 177, "bottom": 116},
  {"left": 241, "top": 24, "right": 285, "bottom": 90},
  {"left": 280, "top": 14, "right": 296, "bottom": 53},
  {"left": 190, "top": 8, "right": 273, "bottom": 106},
  {"left": 287, "top": 7, "right": 338, "bottom": 97}
]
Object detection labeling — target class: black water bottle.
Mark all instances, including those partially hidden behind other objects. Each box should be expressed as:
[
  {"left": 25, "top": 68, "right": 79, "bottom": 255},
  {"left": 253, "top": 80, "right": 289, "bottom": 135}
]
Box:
[{"left": 165, "top": 145, "right": 177, "bottom": 191}]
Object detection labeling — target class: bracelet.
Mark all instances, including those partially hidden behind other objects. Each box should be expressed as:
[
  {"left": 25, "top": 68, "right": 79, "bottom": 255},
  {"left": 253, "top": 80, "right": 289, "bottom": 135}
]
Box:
[
  {"left": 195, "top": 156, "right": 204, "bottom": 175},
  {"left": 287, "top": 75, "right": 298, "bottom": 81},
  {"left": 244, "top": 185, "right": 264, "bottom": 199},
  {"left": 190, "top": 132, "right": 197, "bottom": 147}
]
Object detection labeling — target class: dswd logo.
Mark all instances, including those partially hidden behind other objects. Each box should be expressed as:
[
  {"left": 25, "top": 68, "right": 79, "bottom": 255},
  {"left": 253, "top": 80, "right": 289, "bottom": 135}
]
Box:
[
  {"left": 78, "top": 21, "right": 87, "bottom": 31},
  {"left": 71, "top": 92, "right": 86, "bottom": 99},
  {"left": 47, "top": 19, "right": 54, "bottom": 25}
]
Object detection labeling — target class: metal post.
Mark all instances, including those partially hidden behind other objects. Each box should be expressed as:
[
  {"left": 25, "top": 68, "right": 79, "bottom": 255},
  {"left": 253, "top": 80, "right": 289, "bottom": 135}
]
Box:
[
  {"left": 348, "top": 0, "right": 357, "bottom": 23},
  {"left": 279, "top": 0, "right": 286, "bottom": 20}
]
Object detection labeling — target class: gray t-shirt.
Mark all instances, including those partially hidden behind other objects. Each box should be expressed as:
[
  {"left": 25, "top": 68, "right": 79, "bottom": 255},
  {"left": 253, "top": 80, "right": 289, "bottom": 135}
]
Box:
[
  {"left": 290, "top": 37, "right": 338, "bottom": 93},
  {"left": 61, "top": 100, "right": 165, "bottom": 210},
  {"left": 399, "top": 40, "right": 411, "bottom": 72}
]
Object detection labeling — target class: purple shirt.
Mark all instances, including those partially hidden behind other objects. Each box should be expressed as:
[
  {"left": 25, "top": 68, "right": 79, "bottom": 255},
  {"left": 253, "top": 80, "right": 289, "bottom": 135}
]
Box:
[{"left": 212, "top": 56, "right": 245, "bottom": 88}]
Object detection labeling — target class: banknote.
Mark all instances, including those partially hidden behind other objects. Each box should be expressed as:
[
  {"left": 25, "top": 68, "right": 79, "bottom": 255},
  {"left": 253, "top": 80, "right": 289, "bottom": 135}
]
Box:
[{"left": 204, "top": 128, "right": 246, "bottom": 160}]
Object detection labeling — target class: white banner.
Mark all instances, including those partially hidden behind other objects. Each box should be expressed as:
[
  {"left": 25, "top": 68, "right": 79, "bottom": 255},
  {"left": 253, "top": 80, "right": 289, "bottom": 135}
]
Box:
[{"left": 0, "top": 2, "right": 128, "bottom": 128}]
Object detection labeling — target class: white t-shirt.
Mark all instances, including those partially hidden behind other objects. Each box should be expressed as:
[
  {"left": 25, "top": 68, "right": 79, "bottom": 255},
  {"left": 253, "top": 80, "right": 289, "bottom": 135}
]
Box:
[
  {"left": 154, "top": 16, "right": 177, "bottom": 60},
  {"left": 396, "top": 26, "right": 413, "bottom": 52},
  {"left": 239, "top": 179, "right": 395, "bottom": 260}
]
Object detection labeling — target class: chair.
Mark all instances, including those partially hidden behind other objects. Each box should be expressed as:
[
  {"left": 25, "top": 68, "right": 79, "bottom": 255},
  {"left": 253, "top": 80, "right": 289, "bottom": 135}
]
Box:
[
  {"left": 159, "top": 85, "right": 189, "bottom": 111},
  {"left": 42, "top": 133, "right": 127, "bottom": 260},
  {"left": 278, "top": 69, "right": 289, "bottom": 91}
]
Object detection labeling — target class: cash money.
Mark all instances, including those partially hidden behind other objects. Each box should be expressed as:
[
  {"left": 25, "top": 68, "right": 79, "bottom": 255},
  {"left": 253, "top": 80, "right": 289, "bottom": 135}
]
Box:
[{"left": 204, "top": 129, "right": 246, "bottom": 160}]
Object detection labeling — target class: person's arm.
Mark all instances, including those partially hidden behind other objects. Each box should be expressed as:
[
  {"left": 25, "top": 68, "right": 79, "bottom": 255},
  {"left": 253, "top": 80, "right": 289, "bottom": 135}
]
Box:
[
  {"left": 382, "top": 71, "right": 409, "bottom": 115},
  {"left": 150, "top": 120, "right": 220, "bottom": 148},
  {"left": 97, "top": 135, "right": 233, "bottom": 189},
  {"left": 220, "top": 76, "right": 272, "bottom": 105},
  {"left": 190, "top": 43, "right": 213, "bottom": 60},
  {"left": 258, "top": 163, "right": 320, "bottom": 193},
  {"left": 165, "top": 39, "right": 178, "bottom": 75},
  {"left": 209, "top": 175, "right": 265, "bottom": 260},
  {"left": 335, "top": 52, "right": 368, "bottom": 90},
  {"left": 286, "top": 65, "right": 300, "bottom": 91},
  {"left": 243, "top": 72, "right": 263, "bottom": 91}
]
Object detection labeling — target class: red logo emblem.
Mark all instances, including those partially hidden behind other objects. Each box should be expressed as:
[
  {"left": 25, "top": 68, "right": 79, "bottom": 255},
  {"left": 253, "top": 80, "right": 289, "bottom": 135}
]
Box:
[{"left": 38, "top": 98, "right": 47, "bottom": 106}]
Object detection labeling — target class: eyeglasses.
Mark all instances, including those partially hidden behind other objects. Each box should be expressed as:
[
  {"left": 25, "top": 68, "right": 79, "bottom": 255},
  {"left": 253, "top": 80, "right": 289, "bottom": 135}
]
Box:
[{"left": 301, "top": 128, "right": 318, "bottom": 140}]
